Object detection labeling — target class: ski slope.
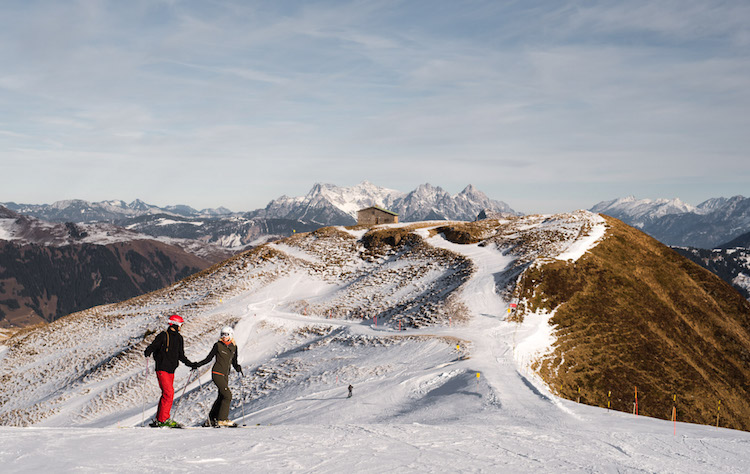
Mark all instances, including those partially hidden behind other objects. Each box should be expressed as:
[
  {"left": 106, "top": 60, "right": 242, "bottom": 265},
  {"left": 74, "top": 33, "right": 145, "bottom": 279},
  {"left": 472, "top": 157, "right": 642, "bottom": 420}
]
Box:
[{"left": 2, "top": 213, "right": 749, "bottom": 472}]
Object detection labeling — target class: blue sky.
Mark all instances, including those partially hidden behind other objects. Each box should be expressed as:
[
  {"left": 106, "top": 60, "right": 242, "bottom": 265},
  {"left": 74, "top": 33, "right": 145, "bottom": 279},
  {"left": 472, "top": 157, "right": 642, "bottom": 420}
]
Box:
[{"left": 1, "top": 0, "right": 748, "bottom": 214}]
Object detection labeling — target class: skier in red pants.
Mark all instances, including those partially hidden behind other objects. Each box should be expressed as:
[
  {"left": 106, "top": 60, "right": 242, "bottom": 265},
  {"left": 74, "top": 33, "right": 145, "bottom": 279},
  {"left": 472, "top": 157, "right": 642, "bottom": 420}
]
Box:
[{"left": 144, "top": 314, "right": 196, "bottom": 428}]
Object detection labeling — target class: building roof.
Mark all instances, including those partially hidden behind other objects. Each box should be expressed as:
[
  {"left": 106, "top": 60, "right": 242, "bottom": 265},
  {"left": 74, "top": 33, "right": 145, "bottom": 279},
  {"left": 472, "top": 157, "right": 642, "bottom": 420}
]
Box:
[{"left": 358, "top": 206, "right": 399, "bottom": 216}]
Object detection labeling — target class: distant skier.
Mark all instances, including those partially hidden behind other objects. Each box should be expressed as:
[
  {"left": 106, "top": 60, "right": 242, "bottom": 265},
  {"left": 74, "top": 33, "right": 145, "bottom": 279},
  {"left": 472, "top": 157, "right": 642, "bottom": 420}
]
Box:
[
  {"left": 192, "top": 326, "right": 243, "bottom": 427},
  {"left": 144, "top": 314, "right": 196, "bottom": 428},
  {"left": 348, "top": 384, "right": 353, "bottom": 398}
]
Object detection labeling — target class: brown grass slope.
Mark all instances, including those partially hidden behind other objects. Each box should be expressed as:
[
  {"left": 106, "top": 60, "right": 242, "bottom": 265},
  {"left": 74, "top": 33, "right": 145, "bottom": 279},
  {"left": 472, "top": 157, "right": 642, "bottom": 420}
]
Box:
[{"left": 519, "top": 216, "right": 750, "bottom": 431}]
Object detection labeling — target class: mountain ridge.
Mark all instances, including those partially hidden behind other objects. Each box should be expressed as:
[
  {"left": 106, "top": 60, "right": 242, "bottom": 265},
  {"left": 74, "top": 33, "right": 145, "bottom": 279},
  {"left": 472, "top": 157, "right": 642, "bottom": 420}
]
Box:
[
  {"left": 590, "top": 194, "right": 750, "bottom": 248},
  {"left": 2, "top": 182, "right": 518, "bottom": 249}
]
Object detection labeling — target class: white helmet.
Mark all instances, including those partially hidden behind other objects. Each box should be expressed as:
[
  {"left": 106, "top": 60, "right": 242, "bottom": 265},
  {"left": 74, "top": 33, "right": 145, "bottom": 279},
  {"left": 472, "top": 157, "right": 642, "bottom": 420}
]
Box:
[{"left": 220, "top": 326, "right": 234, "bottom": 339}]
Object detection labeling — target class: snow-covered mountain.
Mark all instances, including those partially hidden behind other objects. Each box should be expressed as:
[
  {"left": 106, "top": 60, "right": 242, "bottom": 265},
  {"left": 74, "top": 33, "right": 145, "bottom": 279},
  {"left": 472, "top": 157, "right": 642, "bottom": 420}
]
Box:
[
  {"left": 3, "top": 182, "right": 517, "bottom": 246},
  {"left": 249, "top": 181, "right": 518, "bottom": 225},
  {"left": 1, "top": 199, "right": 232, "bottom": 223},
  {"left": 393, "top": 183, "right": 517, "bottom": 222},
  {"left": 590, "top": 195, "right": 750, "bottom": 248},
  {"left": 591, "top": 196, "right": 699, "bottom": 223},
  {"left": 250, "top": 181, "right": 406, "bottom": 224},
  {"left": 246, "top": 182, "right": 380, "bottom": 225}
]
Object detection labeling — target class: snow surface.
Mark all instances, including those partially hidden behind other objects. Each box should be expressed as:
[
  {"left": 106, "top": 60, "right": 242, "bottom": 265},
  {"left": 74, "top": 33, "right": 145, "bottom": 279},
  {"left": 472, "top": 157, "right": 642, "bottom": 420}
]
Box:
[
  {"left": 2, "top": 211, "right": 750, "bottom": 473},
  {"left": 2, "top": 417, "right": 748, "bottom": 473},
  {"left": 555, "top": 213, "right": 607, "bottom": 261},
  {"left": 156, "top": 218, "right": 204, "bottom": 227},
  {"left": 0, "top": 219, "right": 13, "bottom": 240}
]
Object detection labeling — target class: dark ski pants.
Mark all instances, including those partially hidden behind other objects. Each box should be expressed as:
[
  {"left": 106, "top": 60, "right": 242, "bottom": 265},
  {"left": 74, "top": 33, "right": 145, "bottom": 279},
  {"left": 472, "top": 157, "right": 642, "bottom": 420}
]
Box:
[
  {"left": 156, "top": 371, "right": 175, "bottom": 422},
  {"left": 209, "top": 372, "right": 232, "bottom": 421}
]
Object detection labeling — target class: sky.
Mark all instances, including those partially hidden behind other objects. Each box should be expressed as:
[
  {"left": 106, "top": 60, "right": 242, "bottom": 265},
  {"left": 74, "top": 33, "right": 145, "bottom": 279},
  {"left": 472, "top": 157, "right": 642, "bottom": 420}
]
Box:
[{"left": 1, "top": 0, "right": 748, "bottom": 215}]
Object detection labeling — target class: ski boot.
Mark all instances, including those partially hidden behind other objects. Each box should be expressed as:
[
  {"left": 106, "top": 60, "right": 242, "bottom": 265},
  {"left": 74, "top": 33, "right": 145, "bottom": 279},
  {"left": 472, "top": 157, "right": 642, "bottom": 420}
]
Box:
[{"left": 150, "top": 418, "right": 182, "bottom": 428}]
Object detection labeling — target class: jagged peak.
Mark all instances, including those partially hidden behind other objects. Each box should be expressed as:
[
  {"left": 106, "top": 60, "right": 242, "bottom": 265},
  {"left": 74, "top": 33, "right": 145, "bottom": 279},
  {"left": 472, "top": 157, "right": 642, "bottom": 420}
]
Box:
[{"left": 459, "top": 184, "right": 486, "bottom": 198}]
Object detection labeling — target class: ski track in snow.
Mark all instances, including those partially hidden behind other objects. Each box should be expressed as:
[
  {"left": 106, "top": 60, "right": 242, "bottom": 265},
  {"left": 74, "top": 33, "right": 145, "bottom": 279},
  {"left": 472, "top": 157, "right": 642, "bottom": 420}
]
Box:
[
  {"left": 2, "top": 419, "right": 749, "bottom": 473},
  {"left": 2, "top": 212, "right": 750, "bottom": 472}
]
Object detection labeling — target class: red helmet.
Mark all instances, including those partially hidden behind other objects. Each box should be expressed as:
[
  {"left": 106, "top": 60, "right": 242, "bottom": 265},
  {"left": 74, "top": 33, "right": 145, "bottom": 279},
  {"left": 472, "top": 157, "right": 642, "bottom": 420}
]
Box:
[{"left": 168, "top": 314, "right": 184, "bottom": 326}]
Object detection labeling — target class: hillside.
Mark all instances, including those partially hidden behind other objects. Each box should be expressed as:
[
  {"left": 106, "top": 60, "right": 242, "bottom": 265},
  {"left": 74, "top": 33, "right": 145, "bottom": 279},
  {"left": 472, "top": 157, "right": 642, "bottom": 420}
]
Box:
[
  {"left": 1, "top": 211, "right": 748, "bottom": 440},
  {"left": 0, "top": 206, "right": 232, "bottom": 328},
  {"left": 510, "top": 216, "right": 750, "bottom": 430},
  {"left": 0, "top": 239, "right": 212, "bottom": 327}
]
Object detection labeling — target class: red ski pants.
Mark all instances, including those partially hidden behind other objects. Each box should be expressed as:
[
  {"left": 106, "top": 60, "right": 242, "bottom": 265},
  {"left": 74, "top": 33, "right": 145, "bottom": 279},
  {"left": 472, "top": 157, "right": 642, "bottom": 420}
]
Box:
[{"left": 156, "top": 371, "right": 175, "bottom": 422}]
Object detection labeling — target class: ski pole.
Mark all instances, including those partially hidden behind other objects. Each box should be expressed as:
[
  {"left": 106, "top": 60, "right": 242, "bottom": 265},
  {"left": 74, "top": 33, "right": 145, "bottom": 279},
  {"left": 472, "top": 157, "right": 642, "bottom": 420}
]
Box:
[
  {"left": 141, "top": 358, "right": 148, "bottom": 427},
  {"left": 172, "top": 368, "right": 197, "bottom": 420},
  {"left": 239, "top": 371, "right": 246, "bottom": 425}
]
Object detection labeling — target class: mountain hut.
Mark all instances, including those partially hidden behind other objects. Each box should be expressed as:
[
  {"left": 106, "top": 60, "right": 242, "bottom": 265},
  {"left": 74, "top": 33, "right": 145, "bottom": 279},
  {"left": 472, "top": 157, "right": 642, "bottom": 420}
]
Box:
[{"left": 357, "top": 206, "right": 399, "bottom": 225}]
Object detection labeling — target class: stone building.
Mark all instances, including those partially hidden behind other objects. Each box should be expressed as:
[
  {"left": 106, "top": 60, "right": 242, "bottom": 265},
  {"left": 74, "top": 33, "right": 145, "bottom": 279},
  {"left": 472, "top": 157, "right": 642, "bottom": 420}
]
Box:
[{"left": 357, "top": 206, "right": 399, "bottom": 226}]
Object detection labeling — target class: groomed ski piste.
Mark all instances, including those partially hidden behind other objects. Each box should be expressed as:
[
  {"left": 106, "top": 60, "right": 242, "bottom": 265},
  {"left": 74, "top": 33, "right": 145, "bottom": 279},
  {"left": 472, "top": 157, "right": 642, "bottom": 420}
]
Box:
[{"left": 1, "top": 211, "right": 749, "bottom": 473}]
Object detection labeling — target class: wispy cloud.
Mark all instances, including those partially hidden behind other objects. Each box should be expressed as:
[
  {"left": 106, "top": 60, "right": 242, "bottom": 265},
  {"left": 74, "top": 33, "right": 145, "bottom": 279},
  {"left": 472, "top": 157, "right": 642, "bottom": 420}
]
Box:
[{"left": 0, "top": 0, "right": 748, "bottom": 212}]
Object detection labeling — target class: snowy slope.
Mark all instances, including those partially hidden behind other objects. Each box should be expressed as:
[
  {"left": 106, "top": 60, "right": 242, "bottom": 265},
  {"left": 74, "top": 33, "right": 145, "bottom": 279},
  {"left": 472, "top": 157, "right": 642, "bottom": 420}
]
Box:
[{"left": 1, "top": 211, "right": 749, "bottom": 472}]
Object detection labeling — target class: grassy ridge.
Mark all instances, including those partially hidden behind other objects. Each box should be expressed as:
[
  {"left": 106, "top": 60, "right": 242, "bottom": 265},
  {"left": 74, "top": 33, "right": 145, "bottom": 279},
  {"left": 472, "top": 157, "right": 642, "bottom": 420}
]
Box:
[{"left": 520, "top": 216, "right": 750, "bottom": 431}]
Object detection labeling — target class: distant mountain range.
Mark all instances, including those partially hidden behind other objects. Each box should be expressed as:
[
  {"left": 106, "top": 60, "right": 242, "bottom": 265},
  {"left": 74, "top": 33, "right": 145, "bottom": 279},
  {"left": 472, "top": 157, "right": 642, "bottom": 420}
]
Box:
[
  {"left": 0, "top": 182, "right": 516, "bottom": 327},
  {"left": 2, "top": 198, "right": 233, "bottom": 222},
  {"left": 590, "top": 195, "right": 750, "bottom": 249},
  {"left": 3, "top": 182, "right": 518, "bottom": 248}
]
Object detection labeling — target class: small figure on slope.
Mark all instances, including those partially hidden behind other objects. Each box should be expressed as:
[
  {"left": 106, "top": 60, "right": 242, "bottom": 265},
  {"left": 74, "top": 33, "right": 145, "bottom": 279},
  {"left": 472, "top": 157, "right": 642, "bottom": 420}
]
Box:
[
  {"left": 348, "top": 384, "right": 353, "bottom": 398},
  {"left": 192, "top": 326, "right": 243, "bottom": 427},
  {"left": 144, "top": 314, "right": 196, "bottom": 428}
]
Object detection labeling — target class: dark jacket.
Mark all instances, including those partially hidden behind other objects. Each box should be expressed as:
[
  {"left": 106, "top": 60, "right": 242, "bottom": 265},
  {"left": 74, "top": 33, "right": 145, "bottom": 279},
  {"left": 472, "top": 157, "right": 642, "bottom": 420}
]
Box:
[
  {"left": 195, "top": 341, "right": 241, "bottom": 376},
  {"left": 144, "top": 325, "right": 193, "bottom": 373}
]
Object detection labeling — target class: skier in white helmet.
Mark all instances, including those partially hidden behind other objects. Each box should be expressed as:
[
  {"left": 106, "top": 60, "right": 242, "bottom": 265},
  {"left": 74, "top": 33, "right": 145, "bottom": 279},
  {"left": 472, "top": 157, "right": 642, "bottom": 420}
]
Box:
[{"left": 192, "top": 326, "right": 242, "bottom": 427}]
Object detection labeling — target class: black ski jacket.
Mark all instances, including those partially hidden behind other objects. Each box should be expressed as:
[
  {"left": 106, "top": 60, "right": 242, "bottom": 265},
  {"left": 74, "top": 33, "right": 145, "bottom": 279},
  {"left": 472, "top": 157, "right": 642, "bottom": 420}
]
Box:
[
  {"left": 144, "top": 325, "right": 193, "bottom": 373},
  {"left": 195, "top": 341, "right": 241, "bottom": 376}
]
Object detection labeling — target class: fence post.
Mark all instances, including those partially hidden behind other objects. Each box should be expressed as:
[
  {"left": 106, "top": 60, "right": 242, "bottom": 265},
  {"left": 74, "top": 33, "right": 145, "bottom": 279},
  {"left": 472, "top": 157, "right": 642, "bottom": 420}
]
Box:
[
  {"left": 607, "top": 390, "right": 611, "bottom": 411},
  {"left": 716, "top": 400, "right": 721, "bottom": 429}
]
